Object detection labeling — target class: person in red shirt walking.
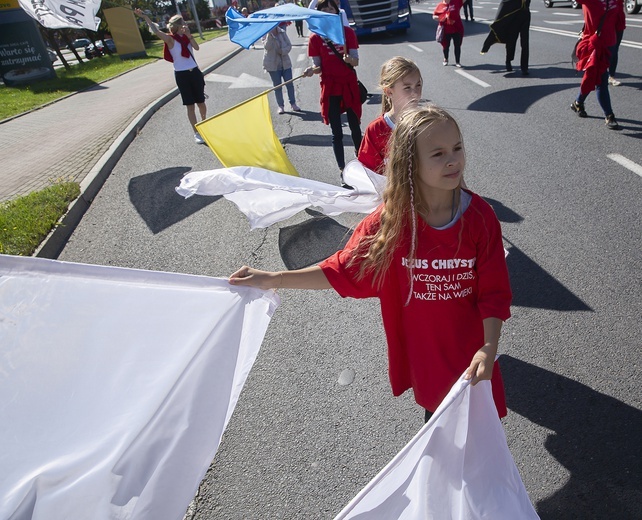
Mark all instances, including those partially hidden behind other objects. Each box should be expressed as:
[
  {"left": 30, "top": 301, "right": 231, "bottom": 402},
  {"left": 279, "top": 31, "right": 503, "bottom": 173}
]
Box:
[
  {"left": 571, "top": 0, "right": 620, "bottom": 129},
  {"left": 230, "top": 105, "right": 512, "bottom": 422},
  {"left": 304, "top": 0, "right": 363, "bottom": 188},
  {"left": 433, "top": 0, "right": 465, "bottom": 67}
]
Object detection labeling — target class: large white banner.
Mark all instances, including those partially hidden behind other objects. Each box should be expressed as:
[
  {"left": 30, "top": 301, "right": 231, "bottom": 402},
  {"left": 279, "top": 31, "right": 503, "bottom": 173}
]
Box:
[
  {"left": 0, "top": 254, "right": 278, "bottom": 520},
  {"left": 334, "top": 373, "right": 540, "bottom": 519},
  {"left": 19, "top": 0, "right": 102, "bottom": 31}
]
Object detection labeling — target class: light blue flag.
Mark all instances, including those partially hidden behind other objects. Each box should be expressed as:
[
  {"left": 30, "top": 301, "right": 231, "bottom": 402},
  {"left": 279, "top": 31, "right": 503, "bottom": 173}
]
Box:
[{"left": 226, "top": 4, "right": 345, "bottom": 50}]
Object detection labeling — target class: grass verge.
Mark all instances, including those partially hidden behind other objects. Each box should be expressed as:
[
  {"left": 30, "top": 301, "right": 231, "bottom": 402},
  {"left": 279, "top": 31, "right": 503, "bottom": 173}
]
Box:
[
  {"left": 0, "top": 29, "right": 226, "bottom": 120},
  {"left": 0, "top": 181, "right": 80, "bottom": 256}
]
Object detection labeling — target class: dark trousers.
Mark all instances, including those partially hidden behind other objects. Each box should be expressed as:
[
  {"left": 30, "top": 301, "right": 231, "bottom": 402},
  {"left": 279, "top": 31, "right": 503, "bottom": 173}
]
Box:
[
  {"left": 295, "top": 20, "right": 304, "bottom": 37},
  {"left": 328, "top": 95, "right": 362, "bottom": 170},
  {"left": 442, "top": 33, "right": 463, "bottom": 64},
  {"left": 463, "top": 0, "right": 474, "bottom": 19},
  {"left": 577, "top": 70, "right": 614, "bottom": 117},
  {"left": 506, "top": 17, "right": 530, "bottom": 72}
]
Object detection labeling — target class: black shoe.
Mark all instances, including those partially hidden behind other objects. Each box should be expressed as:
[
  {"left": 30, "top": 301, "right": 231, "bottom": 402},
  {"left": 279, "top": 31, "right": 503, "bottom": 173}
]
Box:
[
  {"left": 571, "top": 101, "right": 587, "bottom": 118},
  {"left": 340, "top": 170, "right": 354, "bottom": 190},
  {"left": 506, "top": 62, "right": 513, "bottom": 72},
  {"left": 605, "top": 114, "right": 620, "bottom": 130},
  {"left": 521, "top": 69, "right": 529, "bottom": 76}
]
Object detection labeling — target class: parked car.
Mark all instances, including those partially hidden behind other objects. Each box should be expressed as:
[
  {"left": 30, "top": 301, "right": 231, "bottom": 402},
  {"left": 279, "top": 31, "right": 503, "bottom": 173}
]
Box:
[
  {"left": 84, "top": 39, "right": 117, "bottom": 60},
  {"left": 68, "top": 38, "right": 91, "bottom": 50},
  {"left": 543, "top": 0, "right": 580, "bottom": 7},
  {"left": 625, "top": 0, "right": 641, "bottom": 13}
]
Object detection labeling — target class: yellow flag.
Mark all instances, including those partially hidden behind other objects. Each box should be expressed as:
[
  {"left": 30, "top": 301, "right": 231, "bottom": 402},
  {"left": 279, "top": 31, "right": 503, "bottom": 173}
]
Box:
[{"left": 196, "top": 93, "right": 298, "bottom": 177}]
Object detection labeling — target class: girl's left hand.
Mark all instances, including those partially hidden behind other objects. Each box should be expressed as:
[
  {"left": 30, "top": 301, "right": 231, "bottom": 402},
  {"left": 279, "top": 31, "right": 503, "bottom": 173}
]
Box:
[{"left": 464, "top": 343, "right": 496, "bottom": 385}]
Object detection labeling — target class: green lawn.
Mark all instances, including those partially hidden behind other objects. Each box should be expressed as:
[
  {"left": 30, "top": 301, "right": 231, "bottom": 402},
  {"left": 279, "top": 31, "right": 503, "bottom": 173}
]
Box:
[
  {"left": 0, "top": 29, "right": 226, "bottom": 121},
  {"left": 0, "top": 181, "right": 80, "bottom": 256}
]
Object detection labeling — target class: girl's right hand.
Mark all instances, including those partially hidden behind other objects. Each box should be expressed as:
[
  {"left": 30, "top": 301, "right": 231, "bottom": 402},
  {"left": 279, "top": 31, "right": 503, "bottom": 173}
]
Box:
[{"left": 229, "top": 266, "right": 281, "bottom": 290}]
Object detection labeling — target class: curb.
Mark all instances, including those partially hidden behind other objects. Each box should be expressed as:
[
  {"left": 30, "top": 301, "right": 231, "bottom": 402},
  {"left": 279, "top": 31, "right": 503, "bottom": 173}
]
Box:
[{"left": 34, "top": 46, "right": 243, "bottom": 260}]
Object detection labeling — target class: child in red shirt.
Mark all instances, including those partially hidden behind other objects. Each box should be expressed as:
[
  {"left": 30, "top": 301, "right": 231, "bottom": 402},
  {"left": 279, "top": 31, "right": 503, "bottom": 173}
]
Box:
[
  {"left": 433, "top": 0, "right": 465, "bottom": 67},
  {"left": 358, "top": 57, "right": 423, "bottom": 175},
  {"left": 230, "top": 105, "right": 511, "bottom": 420}
]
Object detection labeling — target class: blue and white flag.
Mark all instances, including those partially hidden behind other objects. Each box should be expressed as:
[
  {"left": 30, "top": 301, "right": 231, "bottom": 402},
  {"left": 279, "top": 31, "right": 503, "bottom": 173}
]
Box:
[{"left": 226, "top": 4, "right": 345, "bottom": 50}]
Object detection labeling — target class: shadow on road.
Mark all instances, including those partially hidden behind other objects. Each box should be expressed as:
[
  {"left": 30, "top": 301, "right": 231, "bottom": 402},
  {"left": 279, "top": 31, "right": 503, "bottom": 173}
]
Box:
[
  {"left": 278, "top": 212, "right": 352, "bottom": 270},
  {"left": 505, "top": 242, "right": 591, "bottom": 311},
  {"left": 467, "top": 82, "right": 580, "bottom": 114},
  {"left": 500, "top": 355, "right": 642, "bottom": 519},
  {"left": 128, "top": 167, "right": 220, "bottom": 234}
]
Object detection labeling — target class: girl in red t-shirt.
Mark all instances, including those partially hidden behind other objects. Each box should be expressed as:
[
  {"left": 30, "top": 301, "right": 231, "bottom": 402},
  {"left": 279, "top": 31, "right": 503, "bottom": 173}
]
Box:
[
  {"left": 229, "top": 105, "right": 511, "bottom": 421},
  {"left": 357, "top": 57, "right": 423, "bottom": 175},
  {"left": 433, "top": 0, "right": 465, "bottom": 67},
  {"left": 304, "top": 0, "right": 362, "bottom": 188}
]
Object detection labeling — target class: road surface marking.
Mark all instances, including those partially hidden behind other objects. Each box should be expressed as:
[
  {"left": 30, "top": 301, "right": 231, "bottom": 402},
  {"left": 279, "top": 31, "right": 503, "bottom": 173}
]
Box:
[
  {"left": 454, "top": 69, "right": 491, "bottom": 88},
  {"left": 607, "top": 154, "right": 642, "bottom": 179},
  {"left": 408, "top": 44, "right": 423, "bottom": 52},
  {"left": 206, "top": 73, "right": 273, "bottom": 89}
]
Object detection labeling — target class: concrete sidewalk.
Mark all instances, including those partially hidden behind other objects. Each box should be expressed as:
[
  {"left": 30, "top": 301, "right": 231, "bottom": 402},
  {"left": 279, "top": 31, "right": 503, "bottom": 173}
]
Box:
[{"left": 0, "top": 36, "right": 241, "bottom": 204}]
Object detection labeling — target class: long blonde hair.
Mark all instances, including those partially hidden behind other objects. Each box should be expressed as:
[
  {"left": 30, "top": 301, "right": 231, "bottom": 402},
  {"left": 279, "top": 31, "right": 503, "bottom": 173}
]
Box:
[
  {"left": 351, "top": 105, "right": 463, "bottom": 294},
  {"left": 379, "top": 56, "right": 422, "bottom": 114}
]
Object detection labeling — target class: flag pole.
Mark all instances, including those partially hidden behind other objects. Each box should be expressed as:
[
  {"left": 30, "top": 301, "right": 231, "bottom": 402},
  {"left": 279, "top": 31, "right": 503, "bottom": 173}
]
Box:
[{"left": 199, "top": 74, "right": 307, "bottom": 123}]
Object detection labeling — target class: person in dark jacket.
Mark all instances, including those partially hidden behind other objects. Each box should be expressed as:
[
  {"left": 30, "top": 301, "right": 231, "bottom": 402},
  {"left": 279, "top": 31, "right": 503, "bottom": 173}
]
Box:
[{"left": 480, "top": 0, "right": 530, "bottom": 75}]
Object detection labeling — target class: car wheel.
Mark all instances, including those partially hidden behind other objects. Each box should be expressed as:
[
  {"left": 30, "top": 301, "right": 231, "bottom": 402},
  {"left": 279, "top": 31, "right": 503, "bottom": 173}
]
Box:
[
  {"left": 625, "top": 0, "right": 640, "bottom": 13},
  {"left": 571, "top": 0, "right": 580, "bottom": 8},
  {"left": 543, "top": 0, "right": 553, "bottom": 7}
]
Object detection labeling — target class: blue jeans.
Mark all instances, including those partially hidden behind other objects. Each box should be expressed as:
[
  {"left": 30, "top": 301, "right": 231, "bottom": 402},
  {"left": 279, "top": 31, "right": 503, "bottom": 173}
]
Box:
[
  {"left": 609, "top": 31, "right": 623, "bottom": 77},
  {"left": 576, "top": 70, "right": 613, "bottom": 117},
  {"left": 268, "top": 68, "right": 295, "bottom": 108}
]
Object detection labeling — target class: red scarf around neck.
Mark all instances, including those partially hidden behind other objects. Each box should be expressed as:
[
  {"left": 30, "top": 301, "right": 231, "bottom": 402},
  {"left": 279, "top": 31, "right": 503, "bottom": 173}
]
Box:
[{"left": 163, "top": 34, "right": 191, "bottom": 63}]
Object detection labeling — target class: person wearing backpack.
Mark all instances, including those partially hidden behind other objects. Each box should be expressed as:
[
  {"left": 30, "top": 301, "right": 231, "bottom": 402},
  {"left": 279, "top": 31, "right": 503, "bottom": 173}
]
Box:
[{"left": 135, "top": 9, "right": 208, "bottom": 144}]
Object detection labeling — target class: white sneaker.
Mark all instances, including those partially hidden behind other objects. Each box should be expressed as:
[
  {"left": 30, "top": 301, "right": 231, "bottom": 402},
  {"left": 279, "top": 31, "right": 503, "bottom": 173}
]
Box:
[
  {"left": 608, "top": 76, "right": 621, "bottom": 86},
  {"left": 277, "top": 106, "right": 285, "bottom": 114},
  {"left": 194, "top": 132, "right": 205, "bottom": 144},
  {"left": 442, "top": 59, "right": 448, "bottom": 66}
]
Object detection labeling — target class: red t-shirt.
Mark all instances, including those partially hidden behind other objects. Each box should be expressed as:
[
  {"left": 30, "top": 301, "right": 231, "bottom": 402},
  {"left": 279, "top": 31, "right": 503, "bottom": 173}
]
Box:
[
  {"left": 308, "top": 29, "right": 362, "bottom": 124},
  {"left": 320, "top": 191, "right": 511, "bottom": 415},
  {"left": 358, "top": 115, "right": 393, "bottom": 175},
  {"left": 579, "top": 0, "right": 618, "bottom": 47}
]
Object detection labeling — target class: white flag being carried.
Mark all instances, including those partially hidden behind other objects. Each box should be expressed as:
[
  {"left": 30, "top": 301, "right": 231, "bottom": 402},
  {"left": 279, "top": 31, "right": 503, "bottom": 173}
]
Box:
[
  {"left": 176, "top": 160, "right": 386, "bottom": 229},
  {"left": 334, "top": 373, "right": 540, "bottom": 520},
  {"left": 19, "top": 0, "right": 102, "bottom": 31},
  {"left": 0, "top": 254, "right": 278, "bottom": 520}
]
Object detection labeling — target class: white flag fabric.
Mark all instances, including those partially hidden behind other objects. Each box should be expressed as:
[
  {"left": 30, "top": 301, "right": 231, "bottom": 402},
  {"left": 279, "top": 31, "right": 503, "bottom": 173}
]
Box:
[
  {"left": 0, "top": 254, "right": 278, "bottom": 520},
  {"left": 176, "top": 160, "right": 386, "bottom": 229},
  {"left": 334, "top": 373, "right": 540, "bottom": 520},
  {"left": 19, "top": 0, "right": 102, "bottom": 31}
]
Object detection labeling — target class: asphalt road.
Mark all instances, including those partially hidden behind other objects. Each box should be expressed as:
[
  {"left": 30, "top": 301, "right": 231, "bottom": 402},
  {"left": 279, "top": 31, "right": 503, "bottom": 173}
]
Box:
[{"left": 58, "top": 3, "right": 641, "bottom": 519}]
